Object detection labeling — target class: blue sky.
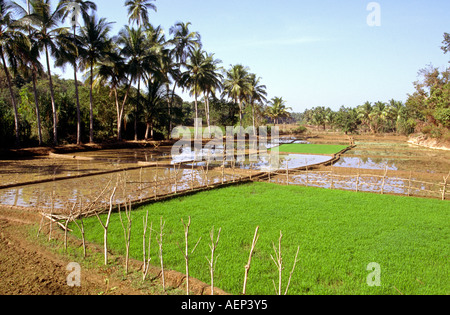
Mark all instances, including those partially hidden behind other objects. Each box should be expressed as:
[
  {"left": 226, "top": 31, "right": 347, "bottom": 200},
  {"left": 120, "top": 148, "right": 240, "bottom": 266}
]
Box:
[{"left": 65, "top": 0, "right": 450, "bottom": 112}]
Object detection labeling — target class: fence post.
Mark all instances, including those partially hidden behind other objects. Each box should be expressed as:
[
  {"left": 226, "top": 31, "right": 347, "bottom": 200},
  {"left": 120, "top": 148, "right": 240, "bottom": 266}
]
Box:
[
  {"left": 191, "top": 162, "right": 195, "bottom": 191},
  {"left": 442, "top": 172, "right": 450, "bottom": 201},
  {"left": 286, "top": 163, "right": 289, "bottom": 185},
  {"left": 329, "top": 169, "right": 334, "bottom": 190},
  {"left": 174, "top": 164, "right": 178, "bottom": 194},
  {"left": 407, "top": 171, "right": 412, "bottom": 197},
  {"left": 356, "top": 174, "right": 360, "bottom": 193},
  {"left": 222, "top": 158, "right": 225, "bottom": 185},
  {"left": 381, "top": 165, "right": 387, "bottom": 195}
]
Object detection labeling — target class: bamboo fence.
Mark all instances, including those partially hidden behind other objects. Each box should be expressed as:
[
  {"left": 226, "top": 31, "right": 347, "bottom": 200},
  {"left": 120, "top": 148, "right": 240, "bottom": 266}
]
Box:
[{"left": 263, "top": 166, "right": 450, "bottom": 201}]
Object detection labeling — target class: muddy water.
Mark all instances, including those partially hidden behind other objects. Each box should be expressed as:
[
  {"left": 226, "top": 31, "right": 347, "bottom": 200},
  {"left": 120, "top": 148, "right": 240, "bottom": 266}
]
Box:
[
  {"left": 288, "top": 135, "right": 450, "bottom": 198},
  {"left": 1, "top": 135, "right": 448, "bottom": 213},
  {"left": 0, "top": 166, "right": 234, "bottom": 213}
]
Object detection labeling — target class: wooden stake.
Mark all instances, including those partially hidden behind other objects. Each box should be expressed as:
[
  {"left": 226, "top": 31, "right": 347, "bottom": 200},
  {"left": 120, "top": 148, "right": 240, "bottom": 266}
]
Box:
[
  {"left": 207, "top": 226, "right": 221, "bottom": 295},
  {"left": 381, "top": 165, "right": 387, "bottom": 195},
  {"left": 94, "top": 186, "right": 117, "bottom": 266},
  {"left": 243, "top": 226, "right": 260, "bottom": 295},
  {"left": 442, "top": 172, "right": 450, "bottom": 201},
  {"left": 407, "top": 171, "right": 412, "bottom": 197},
  {"left": 270, "top": 231, "right": 283, "bottom": 295},
  {"left": 156, "top": 217, "right": 166, "bottom": 292},
  {"left": 286, "top": 163, "right": 289, "bottom": 186},
  {"left": 179, "top": 217, "right": 202, "bottom": 295},
  {"left": 222, "top": 159, "right": 225, "bottom": 184},
  {"left": 191, "top": 162, "right": 195, "bottom": 190}
]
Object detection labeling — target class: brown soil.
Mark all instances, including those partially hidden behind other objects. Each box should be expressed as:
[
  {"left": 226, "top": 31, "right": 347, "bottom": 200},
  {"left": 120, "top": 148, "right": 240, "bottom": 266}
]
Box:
[
  {"left": 0, "top": 207, "right": 145, "bottom": 295},
  {"left": 0, "top": 206, "right": 227, "bottom": 296}
]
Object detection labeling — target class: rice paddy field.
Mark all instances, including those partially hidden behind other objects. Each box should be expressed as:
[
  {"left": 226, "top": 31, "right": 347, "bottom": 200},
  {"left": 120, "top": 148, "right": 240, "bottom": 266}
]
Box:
[
  {"left": 1, "top": 134, "right": 448, "bottom": 295},
  {"left": 70, "top": 182, "right": 449, "bottom": 295}
]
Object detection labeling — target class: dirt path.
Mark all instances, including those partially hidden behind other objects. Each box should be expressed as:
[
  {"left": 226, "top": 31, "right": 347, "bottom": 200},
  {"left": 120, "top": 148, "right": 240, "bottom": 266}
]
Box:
[{"left": 0, "top": 208, "right": 144, "bottom": 295}]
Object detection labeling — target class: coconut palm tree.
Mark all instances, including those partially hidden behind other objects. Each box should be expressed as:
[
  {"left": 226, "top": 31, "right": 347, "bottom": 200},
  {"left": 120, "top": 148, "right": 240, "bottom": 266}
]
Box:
[
  {"left": 60, "top": 0, "right": 96, "bottom": 144},
  {"left": 357, "top": 101, "right": 373, "bottom": 133},
  {"left": 93, "top": 47, "right": 128, "bottom": 141},
  {"left": 266, "top": 97, "right": 291, "bottom": 125},
  {"left": 125, "top": 0, "right": 156, "bottom": 27},
  {"left": 142, "top": 77, "right": 165, "bottom": 140},
  {"left": 157, "top": 45, "right": 179, "bottom": 137},
  {"left": 169, "top": 21, "right": 201, "bottom": 66},
  {"left": 198, "top": 52, "right": 222, "bottom": 132},
  {"left": 386, "top": 99, "right": 404, "bottom": 133},
  {"left": 22, "top": 0, "right": 68, "bottom": 146},
  {"left": 13, "top": 0, "right": 45, "bottom": 146},
  {"left": 222, "top": 64, "right": 252, "bottom": 126},
  {"left": 19, "top": 35, "right": 44, "bottom": 145},
  {"left": 180, "top": 48, "right": 207, "bottom": 121},
  {"left": 247, "top": 73, "right": 267, "bottom": 134},
  {"left": 78, "top": 14, "right": 113, "bottom": 143},
  {"left": 370, "top": 101, "right": 387, "bottom": 133},
  {"left": 0, "top": 0, "right": 26, "bottom": 146},
  {"left": 117, "top": 25, "right": 155, "bottom": 141},
  {"left": 168, "top": 21, "right": 201, "bottom": 128}
]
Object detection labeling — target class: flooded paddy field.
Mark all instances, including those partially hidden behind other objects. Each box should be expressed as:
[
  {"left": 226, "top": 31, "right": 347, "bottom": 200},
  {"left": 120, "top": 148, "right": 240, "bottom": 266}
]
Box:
[
  {"left": 0, "top": 134, "right": 448, "bottom": 214},
  {"left": 270, "top": 134, "right": 450, "bottom": 199}
]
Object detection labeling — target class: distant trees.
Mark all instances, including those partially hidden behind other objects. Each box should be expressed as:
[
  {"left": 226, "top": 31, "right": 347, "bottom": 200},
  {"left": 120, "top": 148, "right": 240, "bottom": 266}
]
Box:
[
  {"left": 266, "top": 97, "right": 291, "bottom": 126},
  {"left": 299, "top": 100, "right": 415, "bottom": 135}
]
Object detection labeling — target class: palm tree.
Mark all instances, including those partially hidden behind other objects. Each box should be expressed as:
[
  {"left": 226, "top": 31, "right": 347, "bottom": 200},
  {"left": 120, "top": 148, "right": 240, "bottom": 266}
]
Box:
[
  {"left": 222, "top": 64, "right": 252, "bottom": 126},
  {"left": 13, "top": 0, "right": 44, "bottom": 146},
  {"left": 125, "top": 0, "right": 156, "bottom": 27},
  {"left": 93, "top": 47, "right": 128, "bottom": 141},
  {"left": 180, "top": 48, "right": 206, "bottom": 121},
  {"left": 386, "top": 99, "right": 404, "bottom": 133},
  {"left": 78, "top": 14, "right": 113, "bottom": 143},
  {"left": 247, "top": 73, "right": 267, "bottom": 134},
  {"left": 266, "top": 97, "right": 291, "bottom": 125},
  {"left": 117, "top": 25, "right": 154, "bottom": 141},
  {"left": 60, "top": 0, "right": 97, "bottom": 144},
  {"left": 157, "top": 46, "right": 179, "bottom": 137},
  {"left": 168, "top": 21, "right": 201, "bottom": 128},
  {"left": 370, "top": 101, "right": 387, "bottom": 133},
  {"left": 22, "top": 0, "right": 67, "bottom": 146},
  {"left": 19, "top": 35, "right": 44, "bottom": 145},
  {"left": 200, "top": 52, "right": 223, "bottom": 132},
  {"left": 0, "top": 0, "right": 25, "bottom": 146},
  {"left": 357, "top": 101, "right": 373, "bottom": 133},
  {"left": 142, "top": 77, "right": 165, "bottom": 140},
  {"left": 169, "top": 22, "right": 201, "bottom": 66},
  {"left": 311, "top": 107, "right": 327, "bottom": 130}
]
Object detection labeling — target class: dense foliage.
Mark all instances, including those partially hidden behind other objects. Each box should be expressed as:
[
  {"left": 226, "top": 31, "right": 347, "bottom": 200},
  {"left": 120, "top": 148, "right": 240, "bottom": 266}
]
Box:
[{"left": 0, "top": 0, "right": 285, "bottom": 148}]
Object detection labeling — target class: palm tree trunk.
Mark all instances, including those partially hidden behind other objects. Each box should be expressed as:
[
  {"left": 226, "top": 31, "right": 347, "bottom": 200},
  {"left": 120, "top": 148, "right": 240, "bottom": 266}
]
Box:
[
  {"left": 45, "top": 44, "right": 58, "bottom": 146},
  {"left": 145, "top": 122, "right": 150, "bottom": 140},
  {"left": 1, "top": 48, "right": 20, "bottom": 147},
  {"left": 251, "top": 102, "right": 256, "bottom": 136},
  {"left": 204, "top": 91, "right": 210, "bottom": 132},
  {"left": 135, "top": 78, "right": 140, "bottom": 141},
  {"left": 194, "top": 91, "right": 198, "bottom": 121},
  {"left": 166, "top": 82, "right": 171, "bottom": 139},
  {"left": 31, "top": 71, "right": 43, "bottom": 146},
  {"left": 118, "top": 79, "right": 132, "bottom": 141},
  {"left": 89, "top": 61, "right": 94, "bottom": 143},
  {"left": 73, "top": 26, "right": 81, "bottom": 145},
  {"left": 238, "top": 99, "right": 243, "bottom": 127},
  {"left": 114, "top": 88, "right": 122, "bottom": 141}
]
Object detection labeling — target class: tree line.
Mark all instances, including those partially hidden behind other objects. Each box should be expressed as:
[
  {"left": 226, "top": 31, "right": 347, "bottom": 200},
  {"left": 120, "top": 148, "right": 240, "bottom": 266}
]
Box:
[
  {"left": 297, "top": 33, "right": 450, "bottom": 138},
  {"left": 0, "top": 0, "right": 293, "bottom": 148}
]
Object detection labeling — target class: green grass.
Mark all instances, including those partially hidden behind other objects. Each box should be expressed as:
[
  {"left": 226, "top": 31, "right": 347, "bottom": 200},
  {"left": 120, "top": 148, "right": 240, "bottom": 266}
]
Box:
[
  {"left": 273, "top": 144, "right": 349, "bottom": 155},
  {"left": 70, "top": 183, "right": 449, "bottom": 295}
]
